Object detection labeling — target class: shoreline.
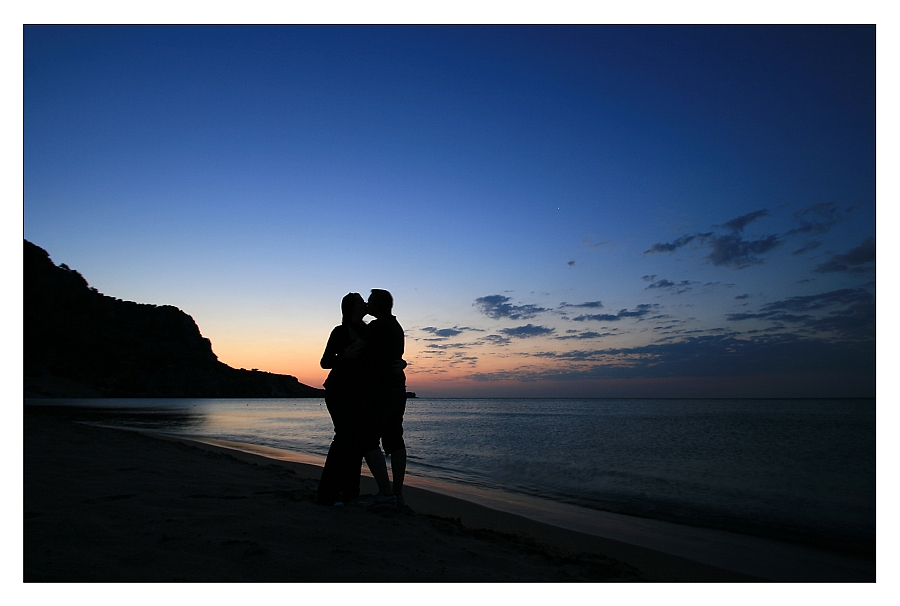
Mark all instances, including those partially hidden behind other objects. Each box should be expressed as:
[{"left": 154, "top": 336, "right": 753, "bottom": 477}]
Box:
[
  {"left": 161, "top": 434, "right": 875, "bottom": 582},
  {"left": 23, "top": 408, "right": 873, "bottom": 582}
]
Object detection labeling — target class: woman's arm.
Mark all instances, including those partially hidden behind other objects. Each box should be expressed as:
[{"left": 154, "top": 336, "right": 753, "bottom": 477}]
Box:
[{"left": 319, "top": 327, "right": 346, "bottom": 369}]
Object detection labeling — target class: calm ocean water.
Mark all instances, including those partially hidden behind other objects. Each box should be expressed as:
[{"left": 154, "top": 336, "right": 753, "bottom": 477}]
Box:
[{"left": 25, "top": 397, "right": 875, "bottom": 554}]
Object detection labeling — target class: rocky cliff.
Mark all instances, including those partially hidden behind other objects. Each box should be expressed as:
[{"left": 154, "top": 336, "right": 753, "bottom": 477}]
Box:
[{"left": 24, "top": 240, "right": 324, "bottom": 398}]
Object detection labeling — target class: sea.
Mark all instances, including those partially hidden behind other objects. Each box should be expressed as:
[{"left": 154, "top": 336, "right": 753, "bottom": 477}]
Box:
[{"left": 24, "top": 397, "right": 875, "bottom": 557}]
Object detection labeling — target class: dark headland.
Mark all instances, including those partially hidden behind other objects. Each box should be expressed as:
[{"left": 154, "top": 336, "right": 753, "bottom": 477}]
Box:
[{"left": 24, "top": 239, "right": 324, "bottom": 398}]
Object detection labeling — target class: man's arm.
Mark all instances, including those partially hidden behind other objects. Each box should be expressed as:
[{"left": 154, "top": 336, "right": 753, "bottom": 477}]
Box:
[
  {"left": 343, "top": 338, "right": 367, "bottom": 360},
  {"left": 392, "top": 359, "right": 408, "bottom": 376}
]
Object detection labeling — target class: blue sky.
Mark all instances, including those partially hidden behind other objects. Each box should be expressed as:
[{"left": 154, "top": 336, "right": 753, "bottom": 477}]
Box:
[{"left": 23, "top": 25, "right": 876, "bottom": 397}]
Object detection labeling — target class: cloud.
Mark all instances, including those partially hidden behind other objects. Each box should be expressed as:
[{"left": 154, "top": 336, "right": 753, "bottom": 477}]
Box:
[
  {"left": 757, "top": 288, "right": 869, "bottom": 313},
  {"left": 735, "top": 294, "right": 751, "bottom": 300},
  {"left": 644, "top": 211, "right": 780, "bottom": 268},
  {"left": 466, "top": 333, "right": 874, "bottom": 383},
  {"left": 646, "top": 279, "right": 675, "bottom": 289},
  {"left": 555, "top": 330, "right": 617, "bottom": 340},
  {"left": 573, "top": 303, "right": 659, "bottom": 322},
  {"left": 643, "top": 234, "right": 703, "bottom": 255},
  {"left": 426, "top": 342, "right": 472, "bottom": 350},
  {"left": 530, "top": 349, "right": 611, "bottom": 362},
  {"left": 725, "top": 288, "right": 874, "bottom": 340},
  {"left": 498, "top": 324, "right": 555, "bottom": 338},
  {"left": 447, "top": 353, "right": 479, "bottom": 367},
  {"left": 705, "top": 233, "right": 781, "bottom": 268},
  {"left": 573, "top": 313, "right": 626, "bottom": 322},
  {"left": 582, "top": 237, "right": 611, "bottom": 249},
  {"left": 420, "top": 326, "right": 483, "bottom": 339},
  {"left": 474, "top": 295, "right": 549, "bottom": 320},
  {"left": 421, "top": 326, "right": 463, "bottom": 338},
  {"left": 702, "top": 282, "right": 735, "bottom": 289},
  {"left": 465, "top": 370, "right": 524, "bottom": 382},
  {"left": 617, "top": 303, "right": 659, "bottom": 318},
  {"left": 787, "top": 202, "right": 844, "bottom": 236},
  {"left": 477, "top": 334, "right": 512, "bottom": 346},
  {"left": 559, "top": 301, "right": 604, "bottom": 309},
  {"left": 645, "top": 278, "right": 697, "bottom": 293},
  {"left": 792, "top": 240, "right": 822, "bottom": 256},
  {"left": 720, "top": 209, "right": 768, "bottom": 233},
  {"left": 813, "top": 236, "right": 875, "bottom": 273}
]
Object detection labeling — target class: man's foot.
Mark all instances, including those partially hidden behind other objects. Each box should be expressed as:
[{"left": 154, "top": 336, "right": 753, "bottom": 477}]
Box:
[
  {"left": 361, "top": 492, "right": 396, "bottom": 511},
  {"left": 395, "top": 494, "right": 413, "bottom": 514}
]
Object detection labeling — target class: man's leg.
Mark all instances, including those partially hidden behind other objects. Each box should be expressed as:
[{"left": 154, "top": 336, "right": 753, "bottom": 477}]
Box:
[
  {"left": 389, "top": 446, "right": 406, "bottom": 496},
  {"left": 382, "top": 393, "right": 408, "bottom": 506},
  {"left": 363, "top": 448, "right": 393, "bottom": 496},
  {"left": 358, "top": 395, "right": 393, "bottom": 498}
]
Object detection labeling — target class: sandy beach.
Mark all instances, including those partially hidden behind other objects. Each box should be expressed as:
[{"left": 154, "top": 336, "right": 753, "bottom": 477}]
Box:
[{"left": 23, "top": 407, "right": 869, "bottom": 583}]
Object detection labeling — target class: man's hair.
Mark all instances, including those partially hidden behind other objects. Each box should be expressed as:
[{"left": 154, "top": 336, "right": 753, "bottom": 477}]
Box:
[
  {"left": 341, "top": 292, "right": 364, "bottom": 319},
  {"left": 369, "top": 288, "right": 393, "bottom": 311}
]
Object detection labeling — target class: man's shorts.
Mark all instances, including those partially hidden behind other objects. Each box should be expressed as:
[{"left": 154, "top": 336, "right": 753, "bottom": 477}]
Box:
[
  {"left": 378, "top": 391, "right": 407, "bottom": 455},
  {"left": 358, "top": 389, "right": 406, "bottom": 455}
]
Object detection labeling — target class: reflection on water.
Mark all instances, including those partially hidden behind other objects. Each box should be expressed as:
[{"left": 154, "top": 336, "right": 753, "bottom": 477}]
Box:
[
  {"left": 25, "top": 398, "right": 208, "bottom": 431},
  {"left": 24, "top": 397, "right": 335, "bottom": 459}
]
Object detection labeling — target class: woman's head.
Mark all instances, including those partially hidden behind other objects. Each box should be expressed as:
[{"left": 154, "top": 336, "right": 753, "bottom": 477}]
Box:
[{"left": 341, "top": 292, "right": 366, "bottom": 321}]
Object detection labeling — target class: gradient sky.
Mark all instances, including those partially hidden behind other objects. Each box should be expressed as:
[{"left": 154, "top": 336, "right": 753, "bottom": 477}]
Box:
[{"left": 23, "top": 25, "right": 876, "bottom": 398}]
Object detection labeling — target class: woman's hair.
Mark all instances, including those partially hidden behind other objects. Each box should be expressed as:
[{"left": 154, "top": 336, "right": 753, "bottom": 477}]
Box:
[{"left": 341, "top": 292, "right": 364, "bottom": 320}]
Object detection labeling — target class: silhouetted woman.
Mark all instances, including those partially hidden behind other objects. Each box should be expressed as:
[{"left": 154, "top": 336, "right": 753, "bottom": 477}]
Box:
[{"left": 317, "top": 292, "right": 369, "bottom": 505}]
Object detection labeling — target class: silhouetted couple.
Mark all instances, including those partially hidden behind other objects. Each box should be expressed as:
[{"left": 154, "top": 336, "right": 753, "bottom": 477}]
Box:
[{"left": 317, "top": 288, "right": 409, "bottom": 512}]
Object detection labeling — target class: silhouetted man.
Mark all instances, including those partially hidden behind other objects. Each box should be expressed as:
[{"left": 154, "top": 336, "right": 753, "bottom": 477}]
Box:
[{"left": 361, "top": 288, "right": 408, "bottom": 511}]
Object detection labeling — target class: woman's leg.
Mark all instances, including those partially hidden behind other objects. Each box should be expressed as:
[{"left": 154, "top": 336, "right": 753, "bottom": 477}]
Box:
[{"left": 317, "top": 392, "right": 346, "bottom": 504}]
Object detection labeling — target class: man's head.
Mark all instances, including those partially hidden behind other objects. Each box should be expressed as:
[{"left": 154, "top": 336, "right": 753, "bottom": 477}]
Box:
[{"left": 367, "top": 289, "right": 393, "bottom": 318}]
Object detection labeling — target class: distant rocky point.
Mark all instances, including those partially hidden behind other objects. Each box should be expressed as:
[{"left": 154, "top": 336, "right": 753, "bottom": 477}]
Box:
[{"left": 24, "top": 240, "right": 324, "bottom": 398}]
